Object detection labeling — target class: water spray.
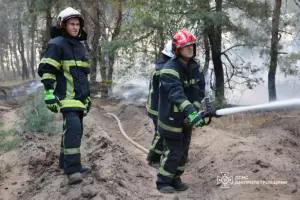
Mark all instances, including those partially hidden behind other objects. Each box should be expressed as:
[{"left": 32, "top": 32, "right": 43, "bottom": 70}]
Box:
[
  {"left": 198, "top": 98, "right": 300, "bottom": 124},
  {"left": 214, "top": 99, "right": 300, "bottom": 116}
]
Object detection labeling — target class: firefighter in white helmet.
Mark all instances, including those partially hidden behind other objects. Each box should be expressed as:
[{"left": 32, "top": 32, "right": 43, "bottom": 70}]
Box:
[
  {"left": 146, "top": 41, "right": 174, "bottom": 166},
  {"left": 38, "top": 7, "right": 91, "bottom": 185}
]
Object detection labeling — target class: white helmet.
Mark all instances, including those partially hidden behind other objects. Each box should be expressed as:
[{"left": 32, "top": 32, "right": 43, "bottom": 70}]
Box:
[
  {"left": 57, "top": 7, "right": 84, "bottom": 28},
  {"left": 162, "top": 40, "right": 174, "bottom": 58}
]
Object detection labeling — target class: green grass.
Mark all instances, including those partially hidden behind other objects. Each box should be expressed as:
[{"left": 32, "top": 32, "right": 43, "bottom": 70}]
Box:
[
  {"left": 18, "top": 91, "right": 62, "bottom": 134},
  {"left": 0, "top": 129, "right": 21, "bottom": 152},
  {"left": 0, "top": 119, "right": 20, "bottom": 152}
]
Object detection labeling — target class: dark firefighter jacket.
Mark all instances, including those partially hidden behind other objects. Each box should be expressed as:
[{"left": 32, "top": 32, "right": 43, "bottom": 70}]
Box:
[
  {"left": 38, "top": 26, "right": 90, "bottom": 112},
  {"left": 157, "top": 56, "right": 205, "bottom": 139},
  {"left": 146, "top": 54, "right": 172, "bottom": 117}
]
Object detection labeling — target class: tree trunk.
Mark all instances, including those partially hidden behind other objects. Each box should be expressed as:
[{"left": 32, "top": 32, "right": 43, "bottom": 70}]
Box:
[
  {"left": 98, "top": 48, "right": 107, "bottom": 91},
  {"left": 155, "top": 28, "right": 164, "bottom": 60},
  {"left": 207, "top": 0, "right": 224, "bottom": 103},
  {"left": 30, "top": 15, "right": 37, "bottom": 79},
  {"left": 0, "top": 48, "right": 5, "bottom": 77},
  {"left": 268, "top": 0, "right": 282, "bottom": 102},
  {"left": 84, "top": 41, "right": 91, "bottom": 53},
  {"left": 98, "top": 51, "right": 108, "bottom": 98},
  {"left": 159, "top": 30, "right": 164, "bottom": 55},
  {"left": 9, "top": 43, "right": 16, "bottom": 77},
  {"left": 30, "top": 32, "right": 36, "bottom": 78},
  {"left": 90, "top": 6, "right": 101, "bottom": 82},
  {"left": 26, "top": 35, "right": 30, "bottom": 70},
  {"left": 5, "top": 47, "right": 10, "bottom": 73},
  {"left": 106, "top": 55, "right": 114, "bottom": 97},
  {"left": 106, "top": 0, "right": 123, "bottom": 97},
  {"left": 12, "top": 31, "right": 21, "bottom": 76},
  {"left": 106, "top": 56, "right": 115, "bottom": 83},
  {"left": 18, "top": 20, "right": 29, "bottom": 80},
  {"left": 98, "top": 4, "right": 108, "bottom": 98},
  {"left": 157, "top": 0, "right": 164, "bottom": 58},
  {"left": 27, "top": 0, "right": 37, "bottom": 78},
  {"left": 40, "top": 8, "right": 52, "bottom": 58},
  {"left": 203, "top": 31, "right": 210, "bottom": 76}
]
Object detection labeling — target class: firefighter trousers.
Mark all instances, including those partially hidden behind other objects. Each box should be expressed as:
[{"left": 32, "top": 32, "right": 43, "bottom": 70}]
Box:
[
  {"left": 156, "top": 124, "right": 192, "bottom": 187},
  {"left": 59, "top": 111, "right": 84, "bottom": 175},
  {"left": 148, "top": 115, "right": 164, "bottom": 162}
]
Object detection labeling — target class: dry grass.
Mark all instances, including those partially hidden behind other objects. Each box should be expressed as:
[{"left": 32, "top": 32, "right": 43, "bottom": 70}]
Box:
[
  {"left": 0, "top": 129, "right": 21, "bottom": 153},
  {"left": 0, "top": 156, "right": 12, "bottom": 181},
  {"left": 0, "top": 122, "right": 21, "bottom": 153},
  {"left": 210, "top": 111, "right": 289, "bottom": 133},
  {"left": 0, "top": 160, "right": 3, "bottom": 181},
  {"left": 18, "top": 92, "right": 62, "bottom": 134}
]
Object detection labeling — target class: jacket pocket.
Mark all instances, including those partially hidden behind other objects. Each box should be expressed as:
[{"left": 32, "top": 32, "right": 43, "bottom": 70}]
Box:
[
  {"left": 82, "top": 67, "right": 90, "bottom": 75},
  {"left": 73, "top": 71, "right": 89, "bottom": 102},
  {"left": 158, "top": 117, "right": 184, "bottom": 139},
  {"left": 169, "top": 103, "right": 184, "bottom": 121}
]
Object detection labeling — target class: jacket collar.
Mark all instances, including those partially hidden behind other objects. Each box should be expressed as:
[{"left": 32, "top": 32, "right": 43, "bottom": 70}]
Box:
[
  {"left": 65, "top": 35, "right": 80, "bottom": 45},
  {"left": 156, "top": 54, "right": 172, "bottom": 65},
  {"left": 175, "top": 56, "right": 198, "bottom": 74}
]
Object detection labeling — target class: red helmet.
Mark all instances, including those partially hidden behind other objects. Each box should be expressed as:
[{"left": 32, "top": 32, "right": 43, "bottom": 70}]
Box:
[{"left": 172, "top": 29, "right": 197, "bottom": 56}]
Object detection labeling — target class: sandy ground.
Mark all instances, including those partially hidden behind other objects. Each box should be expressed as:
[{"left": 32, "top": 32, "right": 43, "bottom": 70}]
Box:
[{"left": 0, "top": 96, "right": 300, "bottom": 200}]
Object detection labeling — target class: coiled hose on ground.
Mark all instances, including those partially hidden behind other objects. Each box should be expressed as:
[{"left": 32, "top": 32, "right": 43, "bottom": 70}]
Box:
[{"left": 106, "top": 112, "right": 148, "bottom": 154}]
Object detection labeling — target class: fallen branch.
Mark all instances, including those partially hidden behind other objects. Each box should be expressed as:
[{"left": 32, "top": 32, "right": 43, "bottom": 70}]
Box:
[{"left": 106, "top": 112, "right": 148, "bottom": 154}]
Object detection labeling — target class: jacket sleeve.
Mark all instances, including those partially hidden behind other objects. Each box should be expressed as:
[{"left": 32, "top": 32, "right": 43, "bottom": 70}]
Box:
[
  {"left": 38, "top": 43, "right": 62, "bottom": 90},
  {"left": 80, "top": 43, "right": 90, "bottom": 76},
  {"left": 198, "top": 72, "right": 206, "bottom": 103},
  {"left": 81, "top": 50, "right": 90, "bottom": 97},
  {"left": 192, "top": 67, "right": 206, "bottom": 112},
  {"left": 160, "top": 67, "right": 197, "bottom": 117}
]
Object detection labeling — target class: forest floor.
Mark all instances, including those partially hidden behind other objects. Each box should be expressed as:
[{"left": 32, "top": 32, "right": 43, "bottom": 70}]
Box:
[{"left": 0, "top": 80, "right": 299, "bottom": 200}]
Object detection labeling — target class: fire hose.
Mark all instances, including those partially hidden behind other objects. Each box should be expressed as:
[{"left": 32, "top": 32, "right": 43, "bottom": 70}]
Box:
[
  {"left": 107, "top": 98, "right": 300, "bottom": 153},
  {"left": 106, "top": 112, "right": 148, "bottom": 154},
  {"left": 106, "top": 98, "right": 216, "bottom": 154}
]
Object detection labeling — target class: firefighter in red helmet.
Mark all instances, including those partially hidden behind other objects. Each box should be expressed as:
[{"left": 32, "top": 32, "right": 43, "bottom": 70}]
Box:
[{"left": 156, "top": 29, "right": 206, "bottom": 193}]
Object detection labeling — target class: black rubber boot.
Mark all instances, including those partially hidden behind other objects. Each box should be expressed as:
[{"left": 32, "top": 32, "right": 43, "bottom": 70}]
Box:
[
  {"left": 146, "top": 150, "right": 161, "bottom": 165},
  {"left": 67, "top": 172, "right": 83, "bottom": 185},
  {"left": 80, "top": 167, "right": 90, "bottom": 174},
  {"left": 158, "top": 185, "right": 175, "bottom": 194},
  {"left": 63, "top": 167, "right": 90, "bottom": 175},
  {"left": 172, "top": 177, "right": 189, "bottom": 191},
  {"left": 59, "top": 153, "right": 64, "bottom": 169}
]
